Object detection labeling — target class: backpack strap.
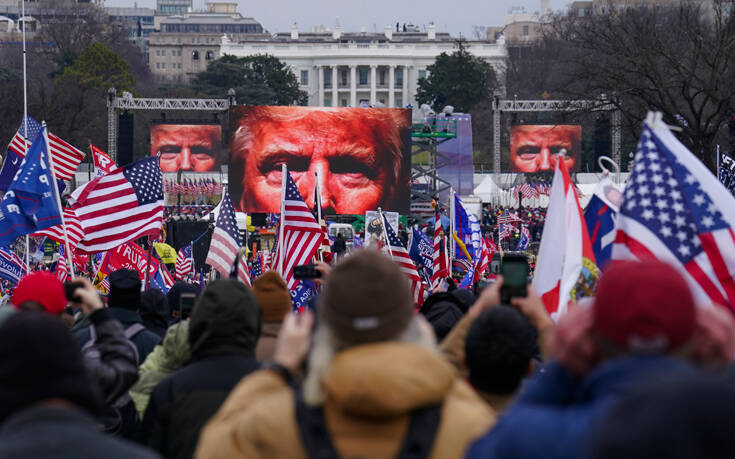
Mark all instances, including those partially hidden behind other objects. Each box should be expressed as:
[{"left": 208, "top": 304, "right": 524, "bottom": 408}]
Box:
[
  {"left": 124, "top": 323, "right": 146, "bottom": 340},
  {"left": 294, "top": 386, "right": 442, "bottom": 459}
]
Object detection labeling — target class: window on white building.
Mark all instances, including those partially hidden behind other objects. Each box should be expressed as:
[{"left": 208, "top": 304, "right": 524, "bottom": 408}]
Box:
[
  {"left": 418, "top": 69, "right": 427, "bottom": 80},
  {"left": 340, "top": 70, "right": 348, "bottom": 86},
  {"left": 205, "top": 51, "right": 214, "bottom": 60},
  {"left": 523, "top": 25, "right": 529, "bottom": 36},
  {"left": 300, "top": 70, "right": 309, "bottom": 86},
  {"left": 341, "top": 98, "right": 348, "bottom": 107},
  {"left": 324, "top": 68, "right": 332, "bottom": 88},
  {"left": 379, "top": 70, "right": 386, "bottom": 86},
  {"left": 396, "top": 98, "right": 402, "bottom": 108},
  {"left": 161, "top": 49, "right": 166, "bottom": 56},
  {"left": 396, "top": 68, "right": 403, "bottom": 86},
  {"left": 359, "top": 68, "right": 368, "bottom": 85},
  {"left": 192, "top": 51, "right": 200, "bottom": 60},
  {"left": 325, "top": 98, "right": 331, "bottom": 107}
]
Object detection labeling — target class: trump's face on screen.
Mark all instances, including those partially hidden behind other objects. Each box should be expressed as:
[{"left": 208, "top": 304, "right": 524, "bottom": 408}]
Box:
[
  {"left": 510, "top": 125, "right": 581, "bottom": 173},
  {"left": 150, "top": 124, "right": 221, "bottom": 172},
  {"left": 229, "top": 106, "right": 410, "bottom": 215}
]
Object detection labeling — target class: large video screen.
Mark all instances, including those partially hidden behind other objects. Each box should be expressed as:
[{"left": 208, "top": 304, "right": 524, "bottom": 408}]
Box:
[
  {"left": 228, "top": 106, "right": 412, "bottom": 214},
  {"left": 510, "top": 125, "right": 581, "bottom": 173},
  {"left": 150, "top": 123, "right": 222, "bottom": 172}
]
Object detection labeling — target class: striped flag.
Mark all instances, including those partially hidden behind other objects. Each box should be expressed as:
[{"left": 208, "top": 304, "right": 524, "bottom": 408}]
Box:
[
  {"left": 0, "top": 248, "right": 28, "bottom": 284},
  {"left": 237, "top": 254, "right": 251, "bottom": 287},
  {"left": 473, "top": 238, "right": 492, "bottom": 283},
  {"left": 56, "top": 245, "right": 69, "bottom": 283},
  {"left": 430, "top": 210, "right": 448, "bottom": 291},
  {"left": 381, "top": 213, "right": 424, "bottom": 306},
  {"left": 47, "top": 131, "right": 85, "bottom": 181},
  {"left": 312, "top": 181, "right": 332, "bottom": 257},
  {"left": 33, "top": 207, "right": 84, "bottom": 250},
  {"left": 175, "top": 243, "right": 193, "bottom": 280},
  {"left": 205, "top": 189, "right": 241, "bottom": 277},
  {"left": 612, "top": 116, "right": 735, "bottom": 311},
  {"left": 69, "top": 156, "right": 164, "bottom": 254},
  {"left": 273, "top": 171, "right": 323, "bottom": 290},
  {"left": 251, "top": 255, "right": 262, "bottom": 279}
]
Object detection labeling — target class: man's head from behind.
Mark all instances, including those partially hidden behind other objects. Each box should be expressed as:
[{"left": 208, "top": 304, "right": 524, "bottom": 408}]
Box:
[
  {"left": 465, "top": 306, "right": 538, "bottom": 395},
  {"left": 0, "top": 312, "right": 100, "bottom": 423},
  {"left": 230, "top": 106, "right": 410, "bottom": 214},
  {"left": 593, "top": 260, "right": 696, "bottom": 356},
  {"left": 108, "top": 269, "right": 142, "bottom": 311},
  {"left": 188, "top": 279, "right": 261, "bottom": 359}
]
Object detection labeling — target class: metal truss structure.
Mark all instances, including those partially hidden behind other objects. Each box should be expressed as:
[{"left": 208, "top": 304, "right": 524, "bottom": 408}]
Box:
[
  {"left": 106, "top": 88, "right": 235, "bottom": 162},
  {"left": 492, "top": 98, "right": 623, "bottom": 180}
]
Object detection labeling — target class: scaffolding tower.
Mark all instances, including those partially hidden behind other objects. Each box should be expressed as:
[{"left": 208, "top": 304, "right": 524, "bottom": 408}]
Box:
[{"left": 411, "top": 116, "right": 458, "bottom": 203}]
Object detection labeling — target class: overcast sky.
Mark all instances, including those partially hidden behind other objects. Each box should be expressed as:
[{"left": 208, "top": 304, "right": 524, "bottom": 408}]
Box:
[{"left": 107, "top": 0, "right": 570, "bottom": 37}]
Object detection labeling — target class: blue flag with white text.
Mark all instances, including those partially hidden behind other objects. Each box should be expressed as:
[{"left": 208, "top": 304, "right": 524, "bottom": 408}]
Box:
[
  {"left": 409, "top": 225, "right": 434, "bottom": 276},
  {"left": 0, "top": 127, "right": 62, "bottom": 246}
]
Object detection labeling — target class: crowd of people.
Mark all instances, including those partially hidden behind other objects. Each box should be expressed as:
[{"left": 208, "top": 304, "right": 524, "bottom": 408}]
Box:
[{"left": 0, "top": 249, "right": 734, "bottom": 459}]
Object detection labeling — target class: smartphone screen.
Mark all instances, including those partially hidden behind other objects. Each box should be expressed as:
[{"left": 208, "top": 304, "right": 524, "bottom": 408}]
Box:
[
  {"left": 501, "top": 255, "right": 528, "bottom": 303},
  {"left": 180, "top": 293, "right": 196, "bottom": 320}
]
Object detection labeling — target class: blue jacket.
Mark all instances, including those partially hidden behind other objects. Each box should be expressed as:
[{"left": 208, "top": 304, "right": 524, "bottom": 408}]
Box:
[{"left": 466, "top": 356, "right": 696, "bottom": 459}]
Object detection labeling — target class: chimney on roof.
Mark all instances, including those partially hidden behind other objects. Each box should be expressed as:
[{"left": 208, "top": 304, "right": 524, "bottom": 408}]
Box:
[
  {"left": 291, "top": 22, "right": 298, "bottom": 40},
  {"left": 384, "top": 25, "right": 392, "bottom": 40},
  {"left": 427, "top": 22, "right": 436, "bottom": 40},
  {"left": 333, "top": 26, "right": 343, "bottom": 40}
]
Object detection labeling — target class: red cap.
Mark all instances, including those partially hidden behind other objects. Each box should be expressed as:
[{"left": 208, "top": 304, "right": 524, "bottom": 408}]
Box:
[
  {"left": 593, "top": 260, "right": 695, "bottom": 353},
  {"left": 11, "top": 272, "right": 67, "bottom": 315}
]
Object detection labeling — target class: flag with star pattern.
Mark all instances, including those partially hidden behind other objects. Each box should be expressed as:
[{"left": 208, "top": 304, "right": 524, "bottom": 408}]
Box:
[{"left": 612, "top": 116, "right": 735, "bottom": 311}]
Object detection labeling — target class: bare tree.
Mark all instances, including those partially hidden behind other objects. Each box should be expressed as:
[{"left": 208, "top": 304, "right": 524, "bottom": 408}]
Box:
[{"left": 543, "top": 2, "right": 735, "bottom": 169}]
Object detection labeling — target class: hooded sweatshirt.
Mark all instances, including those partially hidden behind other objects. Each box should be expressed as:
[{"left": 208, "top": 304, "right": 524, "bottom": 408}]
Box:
[{"left": 142, "top": 280, "right": 261, "bottom": 459}]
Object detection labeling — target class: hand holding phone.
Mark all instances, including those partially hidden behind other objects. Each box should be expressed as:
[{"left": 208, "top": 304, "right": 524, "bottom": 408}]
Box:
[
  {"left": 179, "top": 293, "right": 197, "bottom": 320},
  {"left": 500, "top": 254, "right": 529, "bottom": 304}
]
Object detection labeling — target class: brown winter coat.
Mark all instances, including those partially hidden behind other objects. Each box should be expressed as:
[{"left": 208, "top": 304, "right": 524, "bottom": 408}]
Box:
[
  {"left": 255, "top": 321, "right": 281, "bottom": 362},
  {"left": 195, "top": 342, "right": 496, "bottom": 459}
]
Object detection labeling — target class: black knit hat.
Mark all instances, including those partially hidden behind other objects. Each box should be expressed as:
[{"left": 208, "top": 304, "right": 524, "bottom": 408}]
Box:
[
  {"left": 0, "top": 312, "right": 101, "bottom": 422},
  {"left": 108, "top": 268, "right": 142, "bottom": 310}
]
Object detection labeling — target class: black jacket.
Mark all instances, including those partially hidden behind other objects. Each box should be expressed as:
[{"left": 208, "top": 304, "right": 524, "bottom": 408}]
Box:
[
  {"left": 76, "top": 308, "right": 162, "bottom": 364},
  {"left": 141, "top": 280, "right": 261, "bottom": 459},
  {"left": 0, "top": 405, "right": 159, "bottom": 459}
]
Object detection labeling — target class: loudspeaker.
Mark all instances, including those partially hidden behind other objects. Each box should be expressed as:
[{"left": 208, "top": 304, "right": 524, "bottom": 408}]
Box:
[{"left": 118, "top": 112, "right": 134, "bottom": 166}]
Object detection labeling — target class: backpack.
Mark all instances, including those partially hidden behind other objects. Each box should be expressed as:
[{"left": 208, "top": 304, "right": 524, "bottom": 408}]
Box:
[{"left": 294, "top": 387, "right": 442, "bottom": 459}]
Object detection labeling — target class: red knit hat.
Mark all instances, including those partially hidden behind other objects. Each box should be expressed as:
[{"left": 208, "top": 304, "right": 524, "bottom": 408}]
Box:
[
  {"left": 593, "top": 260, "right": 696, "bottom": 353},
  {"left": 11, "top": 272, "right": 67, "bottom": 315}
]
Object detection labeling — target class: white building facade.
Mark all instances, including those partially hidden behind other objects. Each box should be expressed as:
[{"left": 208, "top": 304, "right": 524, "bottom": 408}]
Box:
[{"left": 220, "top": 25, "right": 507, "bottom": 108}]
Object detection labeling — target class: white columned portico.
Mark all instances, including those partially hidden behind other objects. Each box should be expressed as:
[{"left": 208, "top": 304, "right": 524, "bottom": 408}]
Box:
[
  {"left": 331, "top": 65, "right": 338, "bottom": 106},
  {"left": 388, "top": 64, "right": 396, "bottom": 108},
  {"left": 317, "top": 65, "right": 324, "bottom": 106},
  {"left": 403, "top": 65, "right": 410, "bottom": 108},
  {"left": 370, "top": 64, "right": 377, "bottom": 105},
  {"left": 349, "top": 65, "right": 357, "bottom": 107}
]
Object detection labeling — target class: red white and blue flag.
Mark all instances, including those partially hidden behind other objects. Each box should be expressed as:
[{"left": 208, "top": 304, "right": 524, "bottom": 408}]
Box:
[
  {"left": 69, "top": 157, "right": 164, "bottom": 253},
  {"left": 0, "top": 248, "right": 28, "bottom": 284},
  {"left": 56, "top": 245, "right": 69, "bottom": 283},
  {"left": 274, "top": 171, "right": 323, "bottom": 290},
  {"left": 382, "top": 213, "right": 424, "bottom": 306},
  {"left": 237, "top": 254, "right": 251, "bottom": 287},
  {"left": 205, "top": 189, "right": 241, "bottom": 277},
  {"left": 175, "top": 243, "right": 193, "bottom": 280},
  {"left": 431, "top": 210, "right": 448, "bottom": 291},
  {"left": 612, "top": 116, "right": 735, "bottom": 311},
  {"left": 33, "top": 207, "right": 85, "bottom": 251}
]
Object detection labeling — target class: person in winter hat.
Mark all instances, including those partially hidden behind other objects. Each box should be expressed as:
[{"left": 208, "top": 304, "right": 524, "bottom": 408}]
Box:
[
  {"left": 467, "top": 260, "right": 735, "bottom": 459},
  {"left": 252, "top": 270, "right": 291, "bottom": 361},
  {"left": 195, "top": 249, "right": 495, "bottom": 459},
  {"left": 0, "top": 312, "right": 159, "bottom": 459},
  {"left": 142, "top": 279, "right": 260, "bottom": 459}
]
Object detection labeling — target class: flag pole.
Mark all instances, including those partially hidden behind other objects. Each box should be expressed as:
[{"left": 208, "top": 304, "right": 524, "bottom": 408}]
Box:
[
  {"left": 315, "top": 171, "right": 323, "bottom": 262},
  {"left": 21, "top": 0, "right": 29, "bottom": 270},
  {"left": 377, "top": 207, "right": 393, "bottom": 258},
  {"left": 42, "top": 123, "right": 75, "bottom": 279},
  {"left": 278, "top": 164, "right": 286, "bottom": 275},
  {"left": 449, "top": 187, "right": 455, "bottom": 260},
  {"left": 717, "top": 145, "right": 721, "bottom": 182}
]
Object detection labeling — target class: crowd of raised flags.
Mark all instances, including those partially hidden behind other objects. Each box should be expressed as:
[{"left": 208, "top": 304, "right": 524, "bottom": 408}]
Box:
[{"left": 0, "top": 111, "right": 734, "bottom": 321}]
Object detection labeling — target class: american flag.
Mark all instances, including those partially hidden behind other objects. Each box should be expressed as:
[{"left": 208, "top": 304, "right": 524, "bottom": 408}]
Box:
[
  {"left": 612, "top": 119, "right": 735, "bottom": 311},
  {"left": 497, "top": 210, "right": 523, "bottom": 225},
  {"left": 273, "top": 171, "right": 323, "bottom": 290},
  {"left": 313, "top": 181, "right": 332, "bottom": 257},
  {"left": 237, "top": 254, "right": 251, "bottom": 287},
  {"left": 7, "top": 116, "right": 85, "bottom": 182},
  {"left": 519, "top": 182, "right": 539, "bottom": 199},
  {"left": 251, "top": 254, "right": 263, "bottom": 279},
  {"left": 69, "top": 156, "right": 164, "bottom": 254},
  {"left": 381, "top": 213, "right": 424, "bottom": 306},
  {"left": 56, "top": 245, "right": 69, "bottom": 283},
  {"left": 205, "top": 189, "right": 241, "bottom": 277},
  {"left": 430, "top": 210, "right": 448, "bottom": 291},
  {"left": 32, "top": 207, "right": 84, "bottom": 250},
  {"left": 175, "top": 243, "right": 193, "bottom": 280},
  {"left": 472, "top": 238, "right": 491, "bottom": 283}
]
